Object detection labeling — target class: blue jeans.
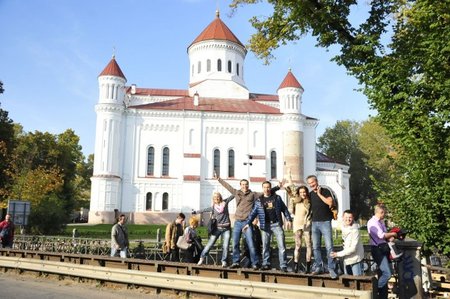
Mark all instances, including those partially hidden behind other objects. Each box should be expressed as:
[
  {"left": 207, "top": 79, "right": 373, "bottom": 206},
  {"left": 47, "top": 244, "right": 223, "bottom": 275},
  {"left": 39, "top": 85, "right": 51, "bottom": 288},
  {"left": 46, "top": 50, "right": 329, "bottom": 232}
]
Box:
[
  {"left": 345, "top": 261, "right": 363, "bottom": 276},
  {"left": 111, "top": 246, "right": 128, "bottom": 258},
  {"left": 261, "top": 223, "right": 287, "bottom": 268},
  {"left": 311, "top": 221, "right": 335, "bottom": 272},
  {"left": 200, "top": 228, "right": 231, "bottom": 263},
  {"left": 232, "top": 220, "right": 258, "bottom": 266},
  {"left": 371, "top": 245, "right": 392, "bottom": 288}
]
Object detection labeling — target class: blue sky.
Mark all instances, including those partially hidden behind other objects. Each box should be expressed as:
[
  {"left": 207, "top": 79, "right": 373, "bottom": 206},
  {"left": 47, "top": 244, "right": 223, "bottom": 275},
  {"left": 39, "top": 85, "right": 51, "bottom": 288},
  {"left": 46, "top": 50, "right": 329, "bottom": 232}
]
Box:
[{"left": 0, "top": 0, "right": 374, "bottom": 157}]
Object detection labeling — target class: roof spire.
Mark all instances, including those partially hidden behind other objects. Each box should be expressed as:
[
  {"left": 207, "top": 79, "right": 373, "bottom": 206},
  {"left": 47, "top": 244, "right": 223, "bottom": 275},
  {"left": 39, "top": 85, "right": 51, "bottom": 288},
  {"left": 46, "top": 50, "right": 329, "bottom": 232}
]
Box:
[
  {"left": 112, "top": 46, "right": 116, "bottom": 59},
  {"left": 216, "top": 0, "right": 220, "bottom": 18}
]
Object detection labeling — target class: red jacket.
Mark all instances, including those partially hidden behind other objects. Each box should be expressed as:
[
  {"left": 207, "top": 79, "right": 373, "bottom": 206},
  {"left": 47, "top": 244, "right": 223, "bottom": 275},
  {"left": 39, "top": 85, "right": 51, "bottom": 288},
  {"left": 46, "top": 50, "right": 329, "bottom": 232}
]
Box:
[{"left": 0, "top": 220, "right": 15, "bottom": 242}]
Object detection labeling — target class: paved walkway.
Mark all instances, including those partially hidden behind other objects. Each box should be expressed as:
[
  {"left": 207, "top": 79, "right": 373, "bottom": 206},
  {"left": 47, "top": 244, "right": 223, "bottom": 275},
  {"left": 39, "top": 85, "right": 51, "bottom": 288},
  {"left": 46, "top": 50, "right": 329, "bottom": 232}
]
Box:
[{"left": 0, "top": 272, "right": 177, "bottom": 299}]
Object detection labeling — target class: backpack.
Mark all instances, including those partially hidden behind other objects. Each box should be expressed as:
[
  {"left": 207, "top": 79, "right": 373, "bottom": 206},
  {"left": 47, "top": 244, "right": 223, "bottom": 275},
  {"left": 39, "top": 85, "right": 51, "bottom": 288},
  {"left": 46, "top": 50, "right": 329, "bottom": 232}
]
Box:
[
  {"left": 0, "top": 226, "right": 11, "bottom": 239},
  {"left": 321, "top": 185, "right": 338, "bottom": 220}
]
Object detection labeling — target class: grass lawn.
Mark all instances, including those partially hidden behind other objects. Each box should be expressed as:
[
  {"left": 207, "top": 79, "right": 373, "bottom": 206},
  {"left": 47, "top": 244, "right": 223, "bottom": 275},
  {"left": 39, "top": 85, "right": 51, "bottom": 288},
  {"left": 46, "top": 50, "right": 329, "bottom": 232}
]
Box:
[{"left": 64, "top": 224, "right": 366, "bottom": 247}]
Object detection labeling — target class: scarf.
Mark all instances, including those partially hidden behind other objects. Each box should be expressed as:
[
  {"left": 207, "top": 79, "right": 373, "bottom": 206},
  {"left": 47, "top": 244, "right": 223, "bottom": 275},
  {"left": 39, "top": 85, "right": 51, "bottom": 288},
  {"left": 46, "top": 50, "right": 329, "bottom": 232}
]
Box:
[{"left": 214, "top": 202, "right": 225, "bottom": 214}]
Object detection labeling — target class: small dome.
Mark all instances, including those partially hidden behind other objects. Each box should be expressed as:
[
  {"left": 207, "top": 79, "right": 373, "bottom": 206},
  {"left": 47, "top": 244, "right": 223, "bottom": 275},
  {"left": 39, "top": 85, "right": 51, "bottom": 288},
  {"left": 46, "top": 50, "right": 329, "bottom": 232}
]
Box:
[
  {"left": 99, "top": 56, "right": 126, "bottom": 80},
  {"left": 278, "top": 69, "right": 303, "bottom": 91}
]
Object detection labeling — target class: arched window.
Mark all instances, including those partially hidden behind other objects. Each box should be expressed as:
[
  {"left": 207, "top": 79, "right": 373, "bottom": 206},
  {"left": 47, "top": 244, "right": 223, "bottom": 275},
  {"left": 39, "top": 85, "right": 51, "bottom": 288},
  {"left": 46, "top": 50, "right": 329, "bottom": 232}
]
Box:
[
  {"left": 207, "top": 59, "right": 211, "bottom": 72},
  {"left": 162, "top": 147, "right": 170, "bottom": 176},
  {"left": 146, "top": 192, "right": 152, "bottom": 211},
  {"left": 236, "top": 63, "right": 240, "bottom": 76},
  {"left": 217, "top": 59, "right": 222, "bottom": 72},
  {"left": 147, "top": 146, "right": 154, "bottom": 176},
  {"left": 228, "top": 149, "right": 235, "bottom": 178},
  {"left": 228, "top": 60, "right": 232, "bottom": 73},
  {"left": 270, "top": 151, "right": 277, "bottom": 179},
  {"left": 197, "top": 61, "right": 201, "bottom": 73},
  {"left": 191, "top": 64, "right": 194, "bottom": 76},
  {"left": 213, "top": 149, "right": 220, "bottom": 176},
  {"left": 162, "top": 192, "right": 169, "bottom": 210}
]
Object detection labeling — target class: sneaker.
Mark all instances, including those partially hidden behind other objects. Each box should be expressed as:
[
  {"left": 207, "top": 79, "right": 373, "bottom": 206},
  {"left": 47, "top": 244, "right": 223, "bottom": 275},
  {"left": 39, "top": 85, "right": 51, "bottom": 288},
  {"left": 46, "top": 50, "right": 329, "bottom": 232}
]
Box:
[
  {"left": 197, "top": 257, "right": 204, "bottom": 265},
  {"left": 280, "top": 267, "right": 288, "bottom": 272},
  {"left": 230, "top": 263, "right": 240, "bottom": 269},
  {"left": 329, "top": 269, "right": 338, "bottom": 279},
  {"left": 261, "top": 265, "right": 270, "bottom": 271},
  {"left": 221, "top": 261, "right": 227, "bottom": 268},
  {"left": 252, "top": 264, "right": 260, "bottom": 270}
]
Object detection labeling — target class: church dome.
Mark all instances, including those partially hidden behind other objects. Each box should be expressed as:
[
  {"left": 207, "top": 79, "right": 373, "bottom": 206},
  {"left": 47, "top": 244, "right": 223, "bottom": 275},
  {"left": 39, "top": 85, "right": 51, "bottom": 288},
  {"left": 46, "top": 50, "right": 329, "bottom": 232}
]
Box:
[{"left": 189, "top": 10, "right": 245, "bottom": 50}]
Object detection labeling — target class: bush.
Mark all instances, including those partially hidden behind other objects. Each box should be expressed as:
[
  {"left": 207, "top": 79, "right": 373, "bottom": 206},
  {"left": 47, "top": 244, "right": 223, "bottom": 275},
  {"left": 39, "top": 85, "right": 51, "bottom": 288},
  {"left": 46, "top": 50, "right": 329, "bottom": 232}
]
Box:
[{"left": 29, "top": 196, "right": 67, "bottom": 235}]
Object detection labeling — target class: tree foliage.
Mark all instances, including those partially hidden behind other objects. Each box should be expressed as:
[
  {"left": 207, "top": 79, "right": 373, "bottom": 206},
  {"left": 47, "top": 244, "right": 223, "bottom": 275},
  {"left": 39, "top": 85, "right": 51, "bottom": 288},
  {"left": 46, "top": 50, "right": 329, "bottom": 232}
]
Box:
[
  {"left": 0, "top": 81, "right": 92, "bottom": 233},
  {"left": 0, "top": 81, "right": 16, "bottom": 202},
  {"left": 318, "top": 120, "right": 382, "bottom": 220},
  {"left": 231, "top": 0, "right": 450, "bottom": 256}
]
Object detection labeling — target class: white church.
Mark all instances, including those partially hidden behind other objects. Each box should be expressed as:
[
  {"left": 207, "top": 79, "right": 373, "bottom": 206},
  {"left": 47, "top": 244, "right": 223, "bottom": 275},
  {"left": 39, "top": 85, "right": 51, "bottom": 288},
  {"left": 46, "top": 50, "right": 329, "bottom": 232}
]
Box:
[{"left": 88, "top": 11, "right": 350, "bottom": 224}]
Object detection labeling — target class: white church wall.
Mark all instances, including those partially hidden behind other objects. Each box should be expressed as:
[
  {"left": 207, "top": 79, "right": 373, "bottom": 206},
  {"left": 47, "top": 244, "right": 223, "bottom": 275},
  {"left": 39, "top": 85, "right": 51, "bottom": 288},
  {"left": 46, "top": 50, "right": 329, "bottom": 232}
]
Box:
[{"left": 303, "top": 121, "right": 317, "bottom": 181}]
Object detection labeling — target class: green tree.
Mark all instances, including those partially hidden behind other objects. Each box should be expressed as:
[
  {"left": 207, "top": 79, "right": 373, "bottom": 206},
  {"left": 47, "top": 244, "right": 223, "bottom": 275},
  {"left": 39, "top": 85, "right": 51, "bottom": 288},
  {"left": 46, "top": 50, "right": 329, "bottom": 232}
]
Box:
[
  {"left": 28, "top": 195, "right": 67, "bottom": 235},
  {"left": 0, "top": 81, "right": 16, "bottom": 202},
  {"left": 358, "top": 118, "right": 398, "bottom": 187},
  {"left": 317, "top": 120, "right": 375, "bottom": 220},
  {"left": 73, "top": 153, "right": 93, "bottom": 210},
  {"left": 10, "top": 129, "right": 86, "bottom": 233},
  {"left": 231, "top": 0, "right": 450, "bottom": 256}
]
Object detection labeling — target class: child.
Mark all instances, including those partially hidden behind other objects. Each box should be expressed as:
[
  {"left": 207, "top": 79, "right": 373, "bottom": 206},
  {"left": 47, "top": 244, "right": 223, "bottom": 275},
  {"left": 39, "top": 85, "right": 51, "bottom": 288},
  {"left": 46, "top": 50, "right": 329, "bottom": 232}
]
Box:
[
  {"left": 388, "top": 227, "right": 407, "bottom": 261},
  {"left": 387, "top": 235, "right": 403, "bottom": 261}
]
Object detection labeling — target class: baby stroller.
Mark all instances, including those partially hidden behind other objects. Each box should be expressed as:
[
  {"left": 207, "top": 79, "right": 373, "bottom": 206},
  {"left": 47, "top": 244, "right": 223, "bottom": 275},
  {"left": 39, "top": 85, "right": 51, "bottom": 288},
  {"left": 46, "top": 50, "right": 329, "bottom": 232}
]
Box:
[{"left": 388, "top": 227, "right": 407, "bottom": 296}]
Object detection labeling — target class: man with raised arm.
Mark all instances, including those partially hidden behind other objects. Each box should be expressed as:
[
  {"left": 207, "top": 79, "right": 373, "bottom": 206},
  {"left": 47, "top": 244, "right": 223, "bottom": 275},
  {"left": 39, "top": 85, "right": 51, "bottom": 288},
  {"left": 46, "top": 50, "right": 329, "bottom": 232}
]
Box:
[{"left": 215, "top": 173, "right": 280, "bottom": 269}]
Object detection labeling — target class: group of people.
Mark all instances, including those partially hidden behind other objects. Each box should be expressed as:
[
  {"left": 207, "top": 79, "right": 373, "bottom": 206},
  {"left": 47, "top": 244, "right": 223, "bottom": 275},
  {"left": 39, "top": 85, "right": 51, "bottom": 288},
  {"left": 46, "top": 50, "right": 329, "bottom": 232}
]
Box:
[
  {"left": 110, "top": 175, "right": 401, "bottom": 299},
  {"left": 160, "top": 173, "right": 343, "bottom": 276}
]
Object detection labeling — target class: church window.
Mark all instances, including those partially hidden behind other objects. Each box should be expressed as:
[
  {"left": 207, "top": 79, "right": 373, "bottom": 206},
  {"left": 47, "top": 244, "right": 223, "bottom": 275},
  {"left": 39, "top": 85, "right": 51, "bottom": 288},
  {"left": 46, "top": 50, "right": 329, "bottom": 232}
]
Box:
[
  {"left": 162, "top": 147, "right": 170, "bottom": 176},
  {"left": 198, "top": 61, "right": 201, "bottom": 73},
  {"left": 270, "top": 151, "right": 277, "bottom": 179},
  {"left": 147, "top": 146, "right": 155, "bottom": 176},
  {"left": 227, "top": 60, "right": 232, "bottom": 73},
  {"left": 236, "top": 63, "right": 240, "bottom": 76},
  {"left": 207, "top": 59, "right": 211, "bottom": 72},
  {"left": 228, "top": 149, "right": 235, "bottom": 178},
  {"left": 162, "top": 192, "right": 169, "bottom": 210},
  {"left": 213, "top": 149, "right": 220, "bottom": 176},
  {"left": 191, "top": 64, "right": 194, "bottom": 76},
  {"left": 217, "top": 59, "right": 222, "bottom": 72},
  {"left": 146, "top": 192, "right": 152, "bottom": 211}
]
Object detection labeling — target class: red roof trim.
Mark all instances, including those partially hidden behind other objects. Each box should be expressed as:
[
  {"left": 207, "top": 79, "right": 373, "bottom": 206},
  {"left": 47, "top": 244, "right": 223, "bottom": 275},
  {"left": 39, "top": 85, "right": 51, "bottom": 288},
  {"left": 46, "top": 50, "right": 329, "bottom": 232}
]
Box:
[
  {"left": 184, "top": 175, "right": 201, "bottom": 181},
  {"left": 126, "top": 87, "right": 188, "bottom": 97},
  {"left": 130, "top": 97, "right": 281, "bottom": 114}
]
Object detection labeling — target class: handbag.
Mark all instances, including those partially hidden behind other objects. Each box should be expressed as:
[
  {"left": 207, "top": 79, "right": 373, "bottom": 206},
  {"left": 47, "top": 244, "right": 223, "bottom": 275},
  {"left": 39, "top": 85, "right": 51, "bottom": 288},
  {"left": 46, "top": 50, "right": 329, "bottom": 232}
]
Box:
[
  {"left": 176, "top": 235, "right": 191, "bottom": 250},
  {"left": 207, "top": 217, "right": 217, "bottom": 235}
]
